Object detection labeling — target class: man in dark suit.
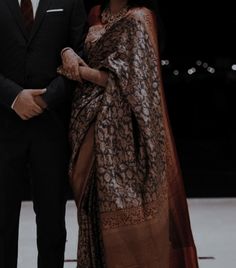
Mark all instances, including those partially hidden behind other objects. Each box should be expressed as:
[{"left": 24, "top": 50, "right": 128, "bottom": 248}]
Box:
[{"left": 0, "top": 0, "right": 86, "bottom": 267}]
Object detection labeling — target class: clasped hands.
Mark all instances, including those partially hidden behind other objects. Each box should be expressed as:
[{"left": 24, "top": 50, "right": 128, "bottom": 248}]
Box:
[
  {"left": 13, "top": 48, "right": 86, "bottom": 121},
  {"left": 13, "top": 88, "right": 48, "bottom": 121},
  {"left": 58, "top": 48, "right": 88, "bottom": 82}
]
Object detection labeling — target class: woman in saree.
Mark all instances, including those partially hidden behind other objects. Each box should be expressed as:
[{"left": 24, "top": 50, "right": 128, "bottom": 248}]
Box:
[{"left": 59, "top": 0, "right": 199, "bottom": 267}]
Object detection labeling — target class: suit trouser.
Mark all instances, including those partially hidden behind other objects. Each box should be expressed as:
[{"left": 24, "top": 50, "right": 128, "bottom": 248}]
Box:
[{"left": 0, "top": 112, "right": 69, "bottom": 268}]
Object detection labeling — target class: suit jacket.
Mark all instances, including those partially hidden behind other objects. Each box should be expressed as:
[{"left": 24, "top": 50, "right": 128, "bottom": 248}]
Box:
[{"left": 0, "top": 0, "right": 86, "bottom": 130}]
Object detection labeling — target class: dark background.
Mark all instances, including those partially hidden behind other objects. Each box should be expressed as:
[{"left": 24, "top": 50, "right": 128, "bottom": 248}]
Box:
[
  {"left": 23, "top": 1, "right": 236, "bottom": 199},
  {"left": 156, "top": 1, "right": 236, "bottom": 197}
]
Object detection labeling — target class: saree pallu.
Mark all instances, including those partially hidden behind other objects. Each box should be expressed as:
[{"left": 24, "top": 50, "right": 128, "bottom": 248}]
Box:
[{"left": 69, "top": 9, "right": 198, "bottom": 268}]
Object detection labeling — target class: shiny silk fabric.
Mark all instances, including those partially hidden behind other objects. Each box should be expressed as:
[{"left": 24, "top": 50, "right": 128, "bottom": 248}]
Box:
[{"left": 69, "top": 7, "right": 199, "bottom": 268}]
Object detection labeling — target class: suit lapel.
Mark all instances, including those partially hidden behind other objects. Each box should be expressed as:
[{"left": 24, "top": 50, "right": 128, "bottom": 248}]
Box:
[
  {"left": 4, "top": 0, "right": 28, "bottom": 40},
  {"left": 28, "top": 0, "right": 52, "bottom": 44}
]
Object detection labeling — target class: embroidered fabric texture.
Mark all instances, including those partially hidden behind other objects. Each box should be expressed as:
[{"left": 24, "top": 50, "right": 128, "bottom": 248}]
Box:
[{"left": 69, "top": 7, "right": 198, "bottom": 268}]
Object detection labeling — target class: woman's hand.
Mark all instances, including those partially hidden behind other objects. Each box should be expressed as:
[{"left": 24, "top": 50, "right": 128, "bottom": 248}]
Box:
[
  {"left": 59, "top": 48, "right": 108, "bottom": 86},
  {"left": 79, "top": 66, "right": 108, "bottom": 87},
  {"left": 60, "top": 48, "right": 88, "bottom": 82},
  {"left": 61, "top": 48, "right": 81, "bottom": 81}
]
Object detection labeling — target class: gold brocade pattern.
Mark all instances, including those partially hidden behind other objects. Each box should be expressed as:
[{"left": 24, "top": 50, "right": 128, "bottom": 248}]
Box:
[
  {"left": 100, "top": 194, "right": 168, "bottom": 230},
  {"left": 69, "top": 7, "right": 198, "bottom": 268}
]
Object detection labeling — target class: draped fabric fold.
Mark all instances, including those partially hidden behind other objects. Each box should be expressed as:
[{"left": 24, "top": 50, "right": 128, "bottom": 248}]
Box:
[{"left": 69, "top": 8, "right": 198, "bottom": 268}]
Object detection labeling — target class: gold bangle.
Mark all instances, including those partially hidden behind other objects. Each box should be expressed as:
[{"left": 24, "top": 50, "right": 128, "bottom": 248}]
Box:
[{"left": 61, "top": 47, "right": 72, "bottom": 57}]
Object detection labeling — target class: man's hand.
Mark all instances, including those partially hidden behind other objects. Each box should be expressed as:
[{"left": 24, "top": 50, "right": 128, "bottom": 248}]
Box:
[
  {"left": 34, "top": 95, "right": 48, "bottom": 110},
  {"left": 13, "top": 89, "right": 47, "bottom": 120}
]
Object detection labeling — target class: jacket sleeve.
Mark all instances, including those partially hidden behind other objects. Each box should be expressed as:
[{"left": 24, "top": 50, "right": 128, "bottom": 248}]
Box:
[
  {"left": 0, "top": 73, "right": 22, "bottom": 109},
  {"left": 42, "top": 0, "right": 87, "bottom": 108}
]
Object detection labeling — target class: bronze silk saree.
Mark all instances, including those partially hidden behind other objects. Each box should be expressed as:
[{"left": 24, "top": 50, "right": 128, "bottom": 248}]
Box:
[{"left": 69, "top": 7, "right": 199, "bottom": 268}]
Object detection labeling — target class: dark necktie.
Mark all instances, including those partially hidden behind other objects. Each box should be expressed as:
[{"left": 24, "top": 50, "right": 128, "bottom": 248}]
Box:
[{"left": 20, "top": 0, "right": 34, "bottom": 34}]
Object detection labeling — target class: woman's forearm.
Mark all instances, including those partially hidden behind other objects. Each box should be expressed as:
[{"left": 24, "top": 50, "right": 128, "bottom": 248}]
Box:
[{"left": 79, "top": 66, "right": 108, "bottom": 87}]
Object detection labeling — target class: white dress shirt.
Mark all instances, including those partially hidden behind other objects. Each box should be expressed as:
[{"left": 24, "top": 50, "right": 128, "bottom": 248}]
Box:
[{"left": 18, "top": 0, "right": 40, "bottom": 17}]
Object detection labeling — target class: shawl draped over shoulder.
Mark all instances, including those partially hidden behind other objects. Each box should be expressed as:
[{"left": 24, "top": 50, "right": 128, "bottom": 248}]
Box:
[{"left": 69, "top": 7, "right": 199, "bottom": 268}]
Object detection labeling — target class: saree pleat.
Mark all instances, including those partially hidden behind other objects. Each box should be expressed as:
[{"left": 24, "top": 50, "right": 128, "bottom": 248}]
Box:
[
  {"left": 71, "top": 124, "right": 106, "bottom": 268},
  {"left": 69, "top": 7, "right": 198, "bottom": 268}
]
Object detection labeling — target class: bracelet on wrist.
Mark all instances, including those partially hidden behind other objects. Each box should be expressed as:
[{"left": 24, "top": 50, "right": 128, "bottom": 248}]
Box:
[{"left": 61, "top": 47, "right": 72, "bottom": 57}]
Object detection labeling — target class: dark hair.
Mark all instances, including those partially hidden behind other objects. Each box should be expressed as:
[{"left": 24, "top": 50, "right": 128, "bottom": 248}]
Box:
[{"left": 100, "top": 0, "right": 158, "bottom": 12}]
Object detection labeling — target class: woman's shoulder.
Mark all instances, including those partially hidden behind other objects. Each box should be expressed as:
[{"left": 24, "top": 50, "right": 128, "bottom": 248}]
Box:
[
  {"left": 127, "top": 7, "right": 155, "bottom": 23},
  {"left": 127, "top": 7, "right": 158, "bottom": 53},
  {"left": 88, "top": 5, "right": 101, "bottom": 26}
]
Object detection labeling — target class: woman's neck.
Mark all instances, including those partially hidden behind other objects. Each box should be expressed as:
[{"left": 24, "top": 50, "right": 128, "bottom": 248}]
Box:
[{"left": 109, "top": 0, "right": 127, "bottom": 14}]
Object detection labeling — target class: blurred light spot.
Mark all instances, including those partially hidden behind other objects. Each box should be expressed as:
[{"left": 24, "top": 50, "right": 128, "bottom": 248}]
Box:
[
  {"left": 173, "top": 70, "right": 179, "bottom": 76},
  {"left": 232, "top": 64, "right": 236, "bottom": 71},
  {"left": 207, "top": 67, "right": 215, "bottom": 74},
  {"left": 196, "top": 60, "right": 202, "bottom": 66},
  {"left": 161, "top": 60, "right": 170, "bottom": 66},
  {"left": 187, "top": 67, "right": 196, "bottom": 75}
]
